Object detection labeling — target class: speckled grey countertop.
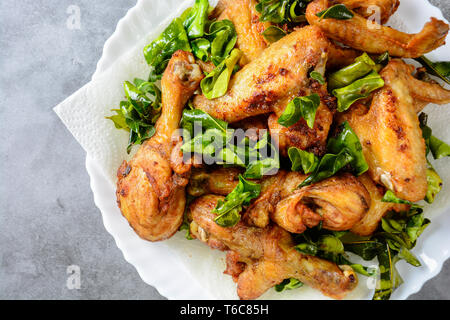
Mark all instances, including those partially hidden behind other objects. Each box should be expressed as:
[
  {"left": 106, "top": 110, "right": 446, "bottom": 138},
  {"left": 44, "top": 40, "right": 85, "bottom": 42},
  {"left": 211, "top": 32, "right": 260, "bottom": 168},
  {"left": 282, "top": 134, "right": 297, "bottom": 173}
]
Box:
[{"left": 0, "top": 0, "right": 449, "bottom": 300}]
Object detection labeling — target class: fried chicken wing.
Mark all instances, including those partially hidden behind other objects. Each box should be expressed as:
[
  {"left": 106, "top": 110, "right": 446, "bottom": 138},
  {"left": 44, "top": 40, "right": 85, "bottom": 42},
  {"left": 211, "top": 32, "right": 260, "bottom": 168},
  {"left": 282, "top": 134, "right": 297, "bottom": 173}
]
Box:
[
  {"left": 327, "top": 41, "right": 361, "bottom": 70},
  {"left": 306, "top": 0, "right": 449, "bottom": 58},
  {"left": 189, "top": 195, "right": 358, "bottom": 300},
  {"left": 193, "top": 26, "right": 330, "bottom": 123},
  {"left": 337, "top": 0, "right": 399, "bottom": 24},
  {"left": 116, "top": 51, "right": 203, "bottom": 241},
  {"left": 272, "top": 173, "right": 370, "bottom": 233},
  {"left": 218, "top": 0, "right": 270, "bottom": 64},
  {"left": 351, "top": 174, "right": 409, "bottom": 236},
  {"left": 340, "top": 60, "right": 428, "bottom": 202}
]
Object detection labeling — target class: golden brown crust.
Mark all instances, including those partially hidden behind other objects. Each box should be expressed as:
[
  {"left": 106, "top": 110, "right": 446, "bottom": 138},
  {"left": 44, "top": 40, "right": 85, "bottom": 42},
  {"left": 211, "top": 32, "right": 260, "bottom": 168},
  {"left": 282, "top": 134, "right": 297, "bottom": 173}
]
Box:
[
  {"left": 336, "top": 0, "right": 400, "bottom": 24},
  {"left": 190, "top": 195, "right": 357, "bottom": 300},
  {"left": 340, "top": 60, "right": 428, "bottom": 202},
  {"left": 218, "top": 0, "right": 270, "bottom": 64},
  {"left": 306, "top": 0, "right": 449, "bottom": 58},
  {"left": 351, "top": 174, "right": 409, "bottom": 236},
  {"left": 116, "top": 51, "right": 203, "bottom": 242},
  {"left": 193, "top": 26, "right": 330, "bottom": 123}
]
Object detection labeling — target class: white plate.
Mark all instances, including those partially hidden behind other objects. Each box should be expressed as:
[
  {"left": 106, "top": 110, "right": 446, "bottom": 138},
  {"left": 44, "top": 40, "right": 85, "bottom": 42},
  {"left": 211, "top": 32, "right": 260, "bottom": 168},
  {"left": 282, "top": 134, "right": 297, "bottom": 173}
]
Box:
[{"left": 86, "top": 0, "right": 450, "bottom": 299}]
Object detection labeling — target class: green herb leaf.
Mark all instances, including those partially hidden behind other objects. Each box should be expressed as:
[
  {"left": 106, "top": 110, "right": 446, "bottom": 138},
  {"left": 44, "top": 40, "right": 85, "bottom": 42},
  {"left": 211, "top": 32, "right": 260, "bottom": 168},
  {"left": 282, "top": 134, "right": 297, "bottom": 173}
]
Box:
[
  {"left": 429, "top": 135, "right": 450, "bottom": 159},
  {"left": 275, "top": 278, "right": 304, "bottom": 292},
  {"left": 415, "top": 56, "right": 450, "bottom": 85},
  {"left": 183, "top": 0, "right": 209, "bottom": 39},
  {"left": 201, "top": 48, "right": 242, "bottom": 99},
  {"left": 381, "top": 190, "right": 419, "bottom": 207},
  {"left": 295, "top": 243, "right": 319, "bottom": 255},
  {"left": 373, "top": 242, "right": 402, "bottom": 300},
  {"left": 213, "top": 175, "right": 261, "bottom": 227},
  {"left": 181, "top": 109, "right": 228, "bottom": 137},
  {"left": 332, "top": 70, "right": 385, "bottom": 112},
  {"left": 278, "top": 93, "right": 321, "bottom": 128},
  {"left": 327, "top": 121, "right": 368, "bottom": 176},
  {"left": 256, "top": 0, "right": 311, "bottom": 24},
  {"left": 318, "top": 235, "right": 344, "bottom": 254},
  {"left": 316, "top": 4, "right": 354, "bottom": 20},
  {"left": 208, "top": 20, "right": 238, "bottom": 66},
  {"left": 299, "top": 149, "right": 354, "bottom": 187},
  {"left": 143, "top": 17, "right": 191, "bottom": 79},
  {"left": 288, "top": 147, "right": 319, "bottom": 174},
  {"left": 426, "top": 166, "right": 443, "bottom": 204},
  {"left": 310, "top": 71, "right": 325, "bottom": 84},
  {"left": 191, "top": 38, "right": 211, "bottom": 62},
  {"left": 328, "top": 53, "right": 378, "bottom": 90},
  {"left": 262, "top": 26, "right": 287, "bottom": 43}
]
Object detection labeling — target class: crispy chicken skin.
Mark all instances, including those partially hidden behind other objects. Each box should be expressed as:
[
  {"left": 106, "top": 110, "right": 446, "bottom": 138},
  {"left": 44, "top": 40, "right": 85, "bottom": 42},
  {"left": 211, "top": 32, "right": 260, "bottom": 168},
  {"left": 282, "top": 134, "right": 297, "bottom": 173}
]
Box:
[
  {"left": 116, "top": 51, "right": 203, "bottom": 241},
  {"left": 188, "top": 169, "right": 370, "bottom": 232},
  {"left": 193, "top": 26, "right": 330, "bottom": 123},
  {"left": 337, "top": 0, "right": 400, "bottom": 24},
  {"left": 218, "top": 0, "right": 270, "bottom": 64},
  {"left": 388, "top": 62, "right": 450, "bottom": 112},
  {"left": 327, "top": 41, "right": 360, "bottom": 70},
  {"left": 189, "top": 195, "right": 358, "bottom": 300},
  {"left": 306, "top": 0, "right": 449, "bottom": 58},
  {"left": 340, "top": 60, "right": 428, "bottom": 202},
  {"left": 351, "top": 174, "right": 409, "bottom": 236},
  {"left": 272, "top": 173, "right": 370, "bottom": 233}
]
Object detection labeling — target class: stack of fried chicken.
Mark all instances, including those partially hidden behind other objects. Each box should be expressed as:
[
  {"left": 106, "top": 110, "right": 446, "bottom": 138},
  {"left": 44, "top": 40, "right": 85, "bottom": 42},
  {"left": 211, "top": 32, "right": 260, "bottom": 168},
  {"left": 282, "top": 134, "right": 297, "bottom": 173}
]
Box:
[{"left": 115, "top": 0, "right": 450, "bottom": 299}]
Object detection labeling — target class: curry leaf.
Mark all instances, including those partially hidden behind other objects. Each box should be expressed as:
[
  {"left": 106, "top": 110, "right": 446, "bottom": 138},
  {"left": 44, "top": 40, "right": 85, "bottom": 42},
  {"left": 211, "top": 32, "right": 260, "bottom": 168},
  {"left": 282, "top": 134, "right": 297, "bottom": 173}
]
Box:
[
  {"left": 316, "top": 4, "right": 354, "bottom": 20},
  {"left": 332, "top": 70, "right": 385, "bottom": 112},
  {"left": 213, "top": 175, "right": 261, "bottom": 227},
  {"left": 381, "top": 190, "right": 420, "bottom": 208},
  {"left": 201, "top": 48, "right": 242, "bottom": 99},
  {"left": 426, "top": 166, "right": 443, "bottom": 204},
  {"left": 275, "top": 278, "right": 304, "bottom": 292},
  {"left": 278, "top": 93, "right": 321, "bottom": 128},
  {"left": 143, "top": 17, "right": 191, "bottom": 79},
  {"left": 327, "top": 121, "right": 368, "bottom": 176},
  {"left": 299, "top": 149, "right": 354, "bottom": 188},
  {"left": 208, "top": 20, "right": 238, "bottom": 66},
  {"left": 310, "top": 71, "right": 325, "bottom": 84},
  {"left": 183, "top": 0, "right": 209, "bottom": 39},
  {"left": 288, "top": 147, "right": 319, "bottom": 174},
  {"left": 262, "top": 26, "right": 287, "bottom": 43},
  {"left": 328, "top": 53, "right": 378, "bottom": 90},
  {"left": 415, "top": 56, "right": 450, "bottom": 85}
]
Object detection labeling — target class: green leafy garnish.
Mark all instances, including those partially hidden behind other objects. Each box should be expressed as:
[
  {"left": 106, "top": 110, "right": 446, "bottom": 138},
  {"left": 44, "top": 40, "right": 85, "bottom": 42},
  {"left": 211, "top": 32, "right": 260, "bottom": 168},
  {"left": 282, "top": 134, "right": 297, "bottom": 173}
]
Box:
[
  {"left": 419, "top": 112, "right": 450, "bottom": 159},
  {"left": 277, "top": 93, "right": 321, "bottom": 128},
  {"left": 106, "top": 79, "right": 161, "bottom": 153},
  {"left": 332, "top": 70, "right": 385, "bottom": 112},
  {"left": 201, "top": 48, "right": 242, "bottom": 99},
  {"left": 275, "top": 278, "right": 304, "bottom": 292},
  {"left": 327, "top": 121, "right": 369, "bottom": 176},
  {"left": 207, "top": 20, "right": 238, "bottom": 66},
  {"left": 328, "top": 53, "right": 379, "bottom": 90},
  {"left": 256, "top": 0, "right": 311, "bottom": 24},
  {"left": 183, "top": 0, "right": 210, "bottom": 39},
  {"left": 310, "top": 71, "right": 325, "bottom": 84},
  {"left": 288, "top": 147, "right": 319, "bottom": 174},
  {"left": 299, "top": 121, "right": 368, "bottom": 187},
  {"left": 316, "top": 4, "right": 354, "bottom": 20},
  {"left": 381, "top": 190, "right": 420, "bottom": 208},
  {"left": 143, "top": 17, "right": 191, "bottom": 80},
  {"left": 213, "top": 175, "right": 261, "bottom": 227},
  {"left": 426, "top": 166, "right": 443, "bottom": 204},
  {"left": 180, "top": 110, "right": 280, "bottom": 177},
  {"left": 415, "top": 56, "right": 450, "bottom": 85},
  {"left": 262, "top": 26, "right": 287, "bottom": 43}
]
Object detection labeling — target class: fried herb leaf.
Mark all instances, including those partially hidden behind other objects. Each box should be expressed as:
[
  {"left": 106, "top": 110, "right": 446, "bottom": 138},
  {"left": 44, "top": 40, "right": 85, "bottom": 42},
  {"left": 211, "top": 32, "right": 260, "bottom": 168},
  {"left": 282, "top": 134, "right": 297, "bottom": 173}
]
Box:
[
  {"left": 415, "top": 55, "right": 450, "bottom": 85},
  {"left": 201, "top": 48, "right": 242, "bottom": 99},
  {"left": 419, "top": 112, "right": 450, "bottom": 159},
  {"left": 328, "top": 53, "right": 378, "bottom": 90},
  {"left": 332, "top": 70, "right": 385, "bottom": 112},
  {"left": 275, "top": 278, "right": 304, "bottom": 292},
  {"left": 256, "top": 0, "right": 311, "bottom": 24},
  {"left": 310, "top": 71, "right": 325, "bottom": 84},
  {"left": 262, "top": 26, "right": 287, "bottom": 43},
  {"left": 213, "top": 175, "right": 261, "bottom": 227},
  {"left": 316, "top": 4, "right": 354, "bottom": 20},
  {"left": 288, "top": 147, "right": 319, "bottom": 174},
  {"left": 143, "top": 17, "right": 191, "bottom": 79},
  {"left": 183, "top": 0, "right": 210, "bottom": 39},
  {"left": 327, "top": 121, "right": 368, "bottom": 176},
  {"left": 277, "top": 93, "right": 321, "bottom": 128},
  {"left": 426, "top": 166, "right": 443, "bottom": 204},
  {"left": 106, "top": 79, "right": 161, "bottom": 153}
]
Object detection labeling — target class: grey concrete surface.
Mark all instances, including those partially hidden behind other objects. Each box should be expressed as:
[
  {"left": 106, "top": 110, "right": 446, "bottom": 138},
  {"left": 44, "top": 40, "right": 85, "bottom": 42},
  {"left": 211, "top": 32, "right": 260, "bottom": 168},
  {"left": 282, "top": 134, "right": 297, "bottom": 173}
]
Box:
[{"left": 0, "top": 0, "right": 449, "bottom": 300}]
